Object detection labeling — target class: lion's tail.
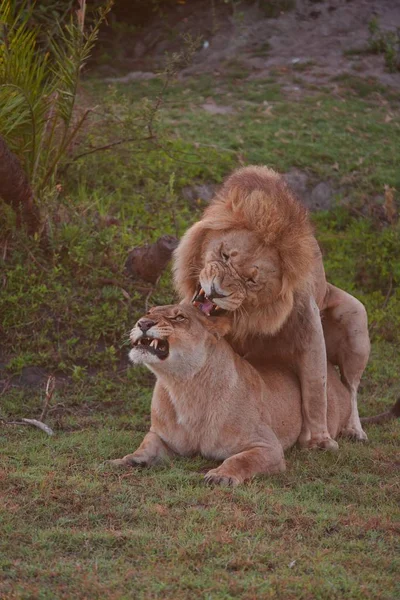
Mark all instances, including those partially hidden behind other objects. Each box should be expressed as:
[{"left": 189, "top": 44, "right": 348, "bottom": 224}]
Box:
[{"left": 360, "top": 398, "right": 400, "bottom": 425}]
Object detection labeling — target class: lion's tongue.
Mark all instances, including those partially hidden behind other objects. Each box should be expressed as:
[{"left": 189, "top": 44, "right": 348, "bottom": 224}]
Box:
[{"left": 194, "top": 298, "right": 214, "bottom": 315}]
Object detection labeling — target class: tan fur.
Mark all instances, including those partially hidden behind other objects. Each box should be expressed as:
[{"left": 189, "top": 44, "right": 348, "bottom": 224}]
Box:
[
  {"left": 111, "top": 305, "right": 352, "bottom": 486},
  {"left": 173, "top": 166, "right": 370, "bottom": 446}
]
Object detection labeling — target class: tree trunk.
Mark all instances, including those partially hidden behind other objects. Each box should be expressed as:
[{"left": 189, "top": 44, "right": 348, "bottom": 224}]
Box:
[{"left": 0, "top": 135, "right": 41, "bottom": 235}]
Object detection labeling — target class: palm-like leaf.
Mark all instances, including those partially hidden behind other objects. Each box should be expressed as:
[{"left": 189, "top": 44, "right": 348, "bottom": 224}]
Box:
[{"left": 0, "top": 0, "right": 113, "bottom": 196}]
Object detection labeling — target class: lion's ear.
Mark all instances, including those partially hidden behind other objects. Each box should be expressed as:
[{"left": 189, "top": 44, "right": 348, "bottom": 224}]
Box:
[
  {"left": 206, "top": 316, "right": 232, "bottom": 340},
  {"left": 173, "top": 221, "right": 208, "bottom": 301}
]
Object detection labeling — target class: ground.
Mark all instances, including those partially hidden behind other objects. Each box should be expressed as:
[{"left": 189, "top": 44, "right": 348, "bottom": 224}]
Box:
[{"left": 0, "top": 1, "right": 399, "bottom": 598}]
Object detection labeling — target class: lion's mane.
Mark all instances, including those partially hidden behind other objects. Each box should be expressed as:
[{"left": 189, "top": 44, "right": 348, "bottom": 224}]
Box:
[{"left": 173, "top": 166, "right": 321, "bottom": 335}]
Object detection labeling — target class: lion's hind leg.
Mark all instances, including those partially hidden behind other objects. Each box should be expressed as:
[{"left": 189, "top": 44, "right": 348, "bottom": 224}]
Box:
[{"left": 322, "top": 284, "right": 370, "bottom": 441}]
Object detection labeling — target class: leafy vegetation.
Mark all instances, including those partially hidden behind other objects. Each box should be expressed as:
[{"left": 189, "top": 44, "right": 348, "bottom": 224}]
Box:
[
  {"left": 0, "top": 11, "right": 399, "bottom": 600},
  {"left": 368, "top": 17, "right": 400, "bottom": 73},
  {"left": 0, "top": 0, "right": 113, "bottom": 197}
]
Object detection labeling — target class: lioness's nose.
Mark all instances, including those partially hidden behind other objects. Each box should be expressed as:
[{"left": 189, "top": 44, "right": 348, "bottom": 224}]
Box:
[{"left": 138, "top": 318, "right": 156, "bottom": 332}]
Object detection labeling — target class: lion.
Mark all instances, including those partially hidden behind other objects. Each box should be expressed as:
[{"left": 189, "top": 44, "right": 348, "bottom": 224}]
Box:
[
  {"left": 173, "top": 166, "right": 371, "bottom": 450},
  {"left": 110, "top": 304, "right": 358, "bottom": 485}
]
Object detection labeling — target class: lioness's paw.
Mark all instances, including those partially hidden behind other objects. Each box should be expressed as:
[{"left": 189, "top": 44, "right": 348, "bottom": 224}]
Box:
[
  {"left": 204, "top": 469, "right": 241, "bottom": 487},
  {"left": 341, "top": 427, "right": 368, "bottom": 442},
  {"left": 108, "top": 458, "right": 131, "bottom": 468},
  {"left": 306, "top": 437, "right": 339, "bottom": 452},
  {"left": 108, "top": 455, "right": 149, "bottom": 468}
]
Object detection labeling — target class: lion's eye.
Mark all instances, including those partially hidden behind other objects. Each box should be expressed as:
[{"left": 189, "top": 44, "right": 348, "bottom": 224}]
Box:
[
  {"left": 246, "top": 277, "right": 256, "bottom": 284},
  {"left": 171, "top": 315, "right": 185, "bottom": 322},
  {"left": 221, "top": 251, "right": 229, "bottom": 262}
]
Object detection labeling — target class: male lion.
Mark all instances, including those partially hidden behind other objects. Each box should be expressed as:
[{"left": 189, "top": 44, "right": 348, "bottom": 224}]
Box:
[
  {"left": 173, "top": 166, "right": 370, "bottom": 450},
  {"left": 111, "top": 304, "right": 354, "bottom": 485}
]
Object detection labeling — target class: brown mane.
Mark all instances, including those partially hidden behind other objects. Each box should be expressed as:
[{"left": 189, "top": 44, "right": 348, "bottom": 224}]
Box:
[{"left": 174, "top": 165, "right": 318, "bottom": 302}]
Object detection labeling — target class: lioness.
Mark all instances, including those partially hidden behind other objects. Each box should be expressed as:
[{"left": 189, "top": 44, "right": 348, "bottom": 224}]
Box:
[
  {"left": 111, "top": 305, "right": 353, "bottom": 486},
  {"left": 173, "top": 166, "right": 370, "bottom": 450}
]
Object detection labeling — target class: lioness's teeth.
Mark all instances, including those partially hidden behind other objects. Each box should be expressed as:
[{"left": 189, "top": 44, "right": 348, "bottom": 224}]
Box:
[
  {"left": 150, "top": 339, "right": 159, "bottom": 349},
  {"left": 200, "top": 288, "right": 205, "bottom": 295},
  {"left": 214, "top": 306, "right": 221, "bottom": 311}
]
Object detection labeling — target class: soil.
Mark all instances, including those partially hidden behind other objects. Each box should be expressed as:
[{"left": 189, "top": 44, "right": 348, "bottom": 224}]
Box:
[{"left": 103, "top": 0, "right": 400, "bottom": 91}]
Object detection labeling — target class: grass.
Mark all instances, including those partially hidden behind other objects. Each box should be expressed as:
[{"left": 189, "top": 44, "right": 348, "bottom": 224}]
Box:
[{"left": 1, "top": 62, "right": 400, "bottom": 598}]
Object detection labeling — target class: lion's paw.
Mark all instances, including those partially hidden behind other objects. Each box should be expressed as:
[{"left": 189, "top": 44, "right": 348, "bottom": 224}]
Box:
[
  {"left": 341, "top": 427, "right": 368, "bottom": 442},
  {"left": 204, "top": 469, "right": 241, "bottom": 487}
]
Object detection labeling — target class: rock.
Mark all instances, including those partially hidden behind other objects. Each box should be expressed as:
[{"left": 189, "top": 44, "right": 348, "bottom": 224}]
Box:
[
  {"left": 182, "top": 183, "right": 218, "bottom": 206},
  {"left": 284, "top": 169, "right": 335, "bottom": 211},
  {"left": 13, "top": 366, "right": 48, "bottom": 387},
  {"left": 125, "top": 235, "right": 179, "bottom": 284},
  {"left": 283, "top": 168, "right": 309, "bottom": 201},
  {"left": 134, "top": 41, "right": 146, "bottom": 59},
  {"left": 308, "top": 181, "right": 334, "bottom": 211}
]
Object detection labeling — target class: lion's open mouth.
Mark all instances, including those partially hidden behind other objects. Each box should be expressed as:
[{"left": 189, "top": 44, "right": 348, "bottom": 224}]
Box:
[
  {"left": 192, "top": 285, "right": 226, "bottom": 317},
  {"left": 132, "top": 336, "right": 169, "bottom": 359}
]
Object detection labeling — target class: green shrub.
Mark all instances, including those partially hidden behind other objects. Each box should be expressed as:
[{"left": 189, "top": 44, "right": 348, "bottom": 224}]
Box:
[{"left": 368, "top": 17, "right": 400, "bottom": 73}]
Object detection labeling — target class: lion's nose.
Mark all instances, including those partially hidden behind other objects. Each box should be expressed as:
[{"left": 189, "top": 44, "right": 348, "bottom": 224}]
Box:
[
  {"left": 138, "top": 318, "right": 156, "bottom": 332},
  {"left": 208, "top": 283, "right": 228, "bottom": 300}
]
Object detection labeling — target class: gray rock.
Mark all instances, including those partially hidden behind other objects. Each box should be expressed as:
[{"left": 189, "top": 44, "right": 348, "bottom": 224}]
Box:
[
  {"left": 134, "top": 41, "right": 146, "bottom": 59},
  {"left": 308, "top": 181, "right": 334, "bottom": 211},
  {"left": 283, "top": 168, "right": 309, "bottom": 201},
  {"left": 182, "top": 183, "right": 218, "bottom": 206}
]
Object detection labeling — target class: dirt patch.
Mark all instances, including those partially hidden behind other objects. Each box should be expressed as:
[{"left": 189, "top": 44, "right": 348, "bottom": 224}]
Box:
[
  {"left": 108, "top": 0, "right": 400, "bottom": 92},
  {"left": 201, "top": 100, "right": 236, "bottom": 114},
  {"left": 195, "top": 0, "right": 399, "bottom": 90}
]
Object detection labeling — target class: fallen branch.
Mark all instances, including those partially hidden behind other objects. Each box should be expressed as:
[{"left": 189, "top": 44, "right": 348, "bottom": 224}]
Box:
[
  {"left": 0, "top": 375, "right": 56, "bottom": 436},
  {"left": 4, "top": 418, "right": 54, "bottom": 436}
]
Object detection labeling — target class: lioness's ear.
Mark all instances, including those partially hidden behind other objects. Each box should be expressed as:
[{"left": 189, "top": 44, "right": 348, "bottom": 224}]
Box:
[
  {"left": 173, "top": 221, "right": 208, "bottom": 301},
  {"left": 206, "top": 316, "right": 232, "bottom": 340}
]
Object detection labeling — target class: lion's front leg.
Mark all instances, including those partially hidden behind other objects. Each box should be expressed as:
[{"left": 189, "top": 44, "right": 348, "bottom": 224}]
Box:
[
  {"left": 110, "top": 431, "right": 175, "bottom": 468},
  {"left": 297, "top": 298, "right": 339, "bottom": 451}
]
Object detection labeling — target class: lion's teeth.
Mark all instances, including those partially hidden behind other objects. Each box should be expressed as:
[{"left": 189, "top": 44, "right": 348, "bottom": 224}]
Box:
[
  {"left": 150, "top": 339, "right": 159, "bottom": 349},
  {"left": 214, "top": 306, "right": 220, "bottom": 311},
  {"left": 200, "top": 288, "right": 205, "bottom": 295}
]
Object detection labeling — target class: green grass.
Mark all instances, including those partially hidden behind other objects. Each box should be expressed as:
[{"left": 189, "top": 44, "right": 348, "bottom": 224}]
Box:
[{"left": 1, "top": 66, "right": 400, "bottom": 598}]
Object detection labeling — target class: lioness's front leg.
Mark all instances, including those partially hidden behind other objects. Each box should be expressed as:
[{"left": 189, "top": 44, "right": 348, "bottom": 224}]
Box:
[
  {"left": 205, "top": 444, "right": 286, "bottom": 487},
  {"left": 110, "top": 431, "right": 175, "bottom": 467},
  {"left": 297, "top": 298, "right": 339, "bottom": 451}
]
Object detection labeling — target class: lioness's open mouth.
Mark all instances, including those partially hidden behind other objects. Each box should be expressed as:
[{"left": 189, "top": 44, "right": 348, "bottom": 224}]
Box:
[
  {"left": 133, "top": 336, "right": 169, "bottom": 359},
  {"left": 192, "top": 285, "right": 226, "bottom": 317}
]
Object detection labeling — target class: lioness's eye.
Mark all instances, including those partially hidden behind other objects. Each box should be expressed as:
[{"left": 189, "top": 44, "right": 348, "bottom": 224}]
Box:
[
  {"left": 221, "top": 251, "right": 229, "bottom": 262},
  {"left": 247, "top": 277, "right": 256, "bottom": 284},
  {"left": 172, "top": 315, "right": 185, "bottom": 322}
]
